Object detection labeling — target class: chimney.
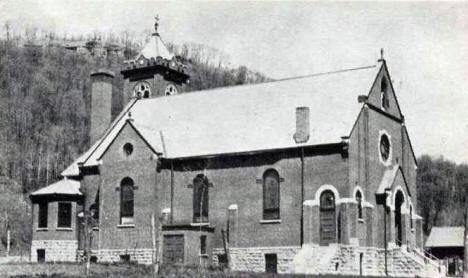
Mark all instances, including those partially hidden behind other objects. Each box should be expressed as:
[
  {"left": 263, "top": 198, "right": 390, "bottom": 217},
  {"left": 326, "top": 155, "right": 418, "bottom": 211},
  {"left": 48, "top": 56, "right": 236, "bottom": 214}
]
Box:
[
  {"left": 90, "top": 69, "right": 114, "bottom": 144},
  {"left": 293, "top": 107, "right": 310, "bottom": 144},
  {"left": 358, "top": 95, "right": 368, "bottom": 103}
]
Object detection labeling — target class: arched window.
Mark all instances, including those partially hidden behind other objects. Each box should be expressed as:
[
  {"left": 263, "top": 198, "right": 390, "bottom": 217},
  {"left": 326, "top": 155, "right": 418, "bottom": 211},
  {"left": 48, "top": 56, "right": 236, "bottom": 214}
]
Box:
[
  {"left": 355, "top": 190, "right": 363, "bottom": 220},
  {"left": 263, "top": 169, "right": 280, "bottom": 220},
  {"left": 193, "top": 174, "right": 209, "bottom": 223},
  {"left": 120, "top": 177, "right": 134, "bottom": 225},
  {"left": 381, "top": 77, "right": 389, "bottom": 110},
  {"left": 394, "top": 190, "right": 405, "bottom": 246},
  {"left": 410, "top": 205, "right": 413, "bottom": 229}
]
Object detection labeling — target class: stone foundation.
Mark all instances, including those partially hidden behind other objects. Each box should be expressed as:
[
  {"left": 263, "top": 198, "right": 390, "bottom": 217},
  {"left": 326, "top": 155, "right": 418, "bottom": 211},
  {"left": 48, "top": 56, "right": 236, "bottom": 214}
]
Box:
[
  {"left": 293, "top": 244, "right": 441, "bottom": 277},
  {"left": 225, "top": 246, "right": 301, "bottom": 273},
  {"left": 77, "top": 249, "right": 154, "bottom": 265},
  {"left": 31, "top": 240, "right": 78, "bottom": 262}
]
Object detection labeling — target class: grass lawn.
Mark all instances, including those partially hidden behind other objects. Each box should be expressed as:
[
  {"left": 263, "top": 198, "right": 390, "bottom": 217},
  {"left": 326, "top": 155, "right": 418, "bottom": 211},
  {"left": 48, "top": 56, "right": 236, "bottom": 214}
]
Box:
[{"left": 1, "top": 263, "right": 406, "bottom": 278}]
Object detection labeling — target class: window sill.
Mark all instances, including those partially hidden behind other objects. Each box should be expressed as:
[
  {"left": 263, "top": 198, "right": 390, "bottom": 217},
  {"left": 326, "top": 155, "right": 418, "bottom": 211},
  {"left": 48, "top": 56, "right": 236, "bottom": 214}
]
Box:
[
  {"left": 191, "top": 222, "right": 210, "bottom": 226},
  {"left": 199, "top": 254, "right": 209, "bottom": 258},
  {"left": 260, "top": 219, "right": 281, "bottom": 224},
  {"left": 92, "top": 227, "right": 100, "bottom": 231},
  {"left": 358, "top": 218, "right": 365, "bottom": 223},
  {"left": 117, "top": 224, "right": 135, "bottom": 228},
  {"left": 56, "top": 227, "right": 73, "bottom": 231},
  {"left": 36, "top": 228, "right": 48, "bottom": 232}
]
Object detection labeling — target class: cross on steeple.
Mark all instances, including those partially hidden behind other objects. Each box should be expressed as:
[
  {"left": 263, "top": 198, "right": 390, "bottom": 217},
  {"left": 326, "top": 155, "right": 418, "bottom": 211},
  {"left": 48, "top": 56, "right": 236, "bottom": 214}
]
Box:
[
  {"left": 154, "top": 14, "right": 160, "bottom": 35},
  {"left": 379, "top": 48, "right": 385, "bottom": 62}
]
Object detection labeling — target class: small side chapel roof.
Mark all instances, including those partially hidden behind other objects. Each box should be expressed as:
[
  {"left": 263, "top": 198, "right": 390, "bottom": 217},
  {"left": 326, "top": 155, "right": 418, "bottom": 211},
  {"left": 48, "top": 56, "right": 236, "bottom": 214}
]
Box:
[
  {"left": 376, "top": 164, "right": 400, "bottom": 195},
  {"left": 425, "top": 226, "right": 465, "bottom": 248},
  {"left": 376, "top": 164, "right": 411, "bottom": 197},
  {"left": 30, "top": 179, "right": 81, "bottom": 196},
  {"left": 61, "top": 63, "right": 381, "bottom": 176}
]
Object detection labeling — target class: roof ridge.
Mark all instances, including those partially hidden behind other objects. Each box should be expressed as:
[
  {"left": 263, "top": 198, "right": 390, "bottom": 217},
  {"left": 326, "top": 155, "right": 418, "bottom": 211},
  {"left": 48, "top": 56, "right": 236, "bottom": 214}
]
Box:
[
  {"left": 272, "top": 65, "right": 377, "bottom": 83},
  {"left": 136, "top": 64, "right": 378, "bottom": 102}
]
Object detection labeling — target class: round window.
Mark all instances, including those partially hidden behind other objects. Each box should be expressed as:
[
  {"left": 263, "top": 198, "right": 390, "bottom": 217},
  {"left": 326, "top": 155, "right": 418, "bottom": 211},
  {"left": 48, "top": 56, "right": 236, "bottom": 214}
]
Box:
[
  {"left": 133, "top": 82, "right": 151, "bottom": 98},
  {"left": 379, "top": 134, "right": 391, "bottom": 162},
  {"left": 123, "top": 143, "right": 133, "bottom": 156},
  {"left": 165, "top": 84, "right": 178, "bottom": 96}
]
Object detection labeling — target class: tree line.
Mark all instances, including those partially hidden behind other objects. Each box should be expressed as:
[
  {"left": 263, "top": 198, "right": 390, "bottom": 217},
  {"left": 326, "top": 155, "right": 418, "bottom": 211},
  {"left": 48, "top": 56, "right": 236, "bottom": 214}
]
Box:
[
  {"left": 0, "top": 27, "right": 466, "bottom": 255},
  {"left": 0, "top": 30, "right": 268, "bottom": 193}
]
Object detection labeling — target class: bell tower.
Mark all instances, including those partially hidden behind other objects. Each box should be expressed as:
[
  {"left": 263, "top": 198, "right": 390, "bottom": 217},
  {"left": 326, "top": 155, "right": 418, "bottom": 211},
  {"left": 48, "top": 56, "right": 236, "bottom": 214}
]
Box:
[{"left": 120, "top": 16, "right": 190, "bottom": 105}]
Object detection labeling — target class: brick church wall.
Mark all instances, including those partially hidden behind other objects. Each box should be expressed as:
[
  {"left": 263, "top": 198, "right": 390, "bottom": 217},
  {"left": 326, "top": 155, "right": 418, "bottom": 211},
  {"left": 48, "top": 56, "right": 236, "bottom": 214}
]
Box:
[
  {"left": 96, "top": 123, "right": 159, "bottom": 251},
  {"left": 159, "top": 149, "right": 348, "bottom": 252}
]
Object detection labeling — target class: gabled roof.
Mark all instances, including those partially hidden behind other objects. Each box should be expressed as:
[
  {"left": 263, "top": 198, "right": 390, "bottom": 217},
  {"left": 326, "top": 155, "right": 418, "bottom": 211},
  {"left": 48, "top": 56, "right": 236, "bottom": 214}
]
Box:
[
  {"left": 376, "top": 164, "right": 411, "bottom": 197},
  {"left": 425, "top": 226, "right": 464, "bottom": 248},
  {"left": 63, "top": 63, "right": 381, "bottom": 176},
  {"left": 30, "top": 179, "right": 82, "bottom": 196},
  {"left": 61, "top": 99, "right": 139, "bottom": 177}
]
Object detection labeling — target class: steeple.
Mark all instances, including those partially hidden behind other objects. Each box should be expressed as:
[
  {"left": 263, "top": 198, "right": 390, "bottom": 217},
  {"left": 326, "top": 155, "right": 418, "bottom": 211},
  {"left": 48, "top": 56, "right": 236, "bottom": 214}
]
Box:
[{"left": 120, "top": 16, "right": 190, "bottom": 103}]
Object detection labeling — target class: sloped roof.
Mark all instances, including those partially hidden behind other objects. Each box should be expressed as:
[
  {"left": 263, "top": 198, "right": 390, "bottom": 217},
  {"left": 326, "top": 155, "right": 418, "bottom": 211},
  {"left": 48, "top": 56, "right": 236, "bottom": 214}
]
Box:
[
  {"left": 63, "top": 63, "right": 381, "bottom": 176},
  {"left": 61, "top": 142, "right": 98, "bottom": 177},
  {"left": 376, "top": 164, "right": 400, "bottom": 195},
  {"left": 30, "top": 179, "right": 82, "bottom": 196},
  {"left": 136, "top": 34, "right": 173, "bottom": 61},
  {"left": 426, "top": 226, "right": 465, "bottom": 248}
]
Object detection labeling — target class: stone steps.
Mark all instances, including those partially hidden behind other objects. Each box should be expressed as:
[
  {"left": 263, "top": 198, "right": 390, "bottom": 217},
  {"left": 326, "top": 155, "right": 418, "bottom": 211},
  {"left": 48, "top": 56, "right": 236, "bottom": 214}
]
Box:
[{"left": 291, "top": 245, "right": 444, "bottom": 277}]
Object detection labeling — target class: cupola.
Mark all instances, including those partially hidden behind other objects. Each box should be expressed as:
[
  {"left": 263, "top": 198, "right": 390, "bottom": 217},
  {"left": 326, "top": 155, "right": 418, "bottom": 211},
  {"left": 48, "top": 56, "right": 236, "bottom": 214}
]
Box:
[{"left": 120, "top": 16, "right": 190, "bottom": 104}]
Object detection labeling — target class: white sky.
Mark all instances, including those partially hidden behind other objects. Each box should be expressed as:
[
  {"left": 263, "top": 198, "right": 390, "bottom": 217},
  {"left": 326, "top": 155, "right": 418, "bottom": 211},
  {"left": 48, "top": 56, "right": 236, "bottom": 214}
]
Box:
[{"left": 0, "top": 0, "right": 467, "bottom": 164}]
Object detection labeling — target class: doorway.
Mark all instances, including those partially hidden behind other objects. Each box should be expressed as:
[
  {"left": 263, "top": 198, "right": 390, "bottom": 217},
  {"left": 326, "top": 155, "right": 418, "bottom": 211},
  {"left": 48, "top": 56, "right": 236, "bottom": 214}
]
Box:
[
  {"left": 320, "top": 190, "right": 336, "bottom": 245},
  {"left": 394, "top": 190, "right": 404, "bottom": 246}
]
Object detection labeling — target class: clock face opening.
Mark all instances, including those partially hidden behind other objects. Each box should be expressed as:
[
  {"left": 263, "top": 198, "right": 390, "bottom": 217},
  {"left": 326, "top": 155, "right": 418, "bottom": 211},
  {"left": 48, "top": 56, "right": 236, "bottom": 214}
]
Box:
[
  {"left": 133, "top": 82, "right": 151, "bottom": 98},
  {"left": 380, "top": 134, "right": 390, "bottom": 162},
  {"left": 165, "top": 84, "right": 178, "bottom": 96}
]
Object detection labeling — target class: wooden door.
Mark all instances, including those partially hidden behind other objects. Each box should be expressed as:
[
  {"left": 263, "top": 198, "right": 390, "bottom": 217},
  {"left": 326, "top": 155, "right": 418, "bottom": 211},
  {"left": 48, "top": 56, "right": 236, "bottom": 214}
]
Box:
[
  {"left": 320, "top": 190, "right": 336, "bottom": 245},
  {"left": 163, "top": 234, "right": 184, "bottom": 264}
]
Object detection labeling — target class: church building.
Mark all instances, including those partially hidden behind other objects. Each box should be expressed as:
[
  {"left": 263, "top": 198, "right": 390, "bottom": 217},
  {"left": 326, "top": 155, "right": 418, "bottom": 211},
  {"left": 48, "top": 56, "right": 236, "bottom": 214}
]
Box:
[{"left": 29, "top": 20, "right": 441, "bottom": 276}]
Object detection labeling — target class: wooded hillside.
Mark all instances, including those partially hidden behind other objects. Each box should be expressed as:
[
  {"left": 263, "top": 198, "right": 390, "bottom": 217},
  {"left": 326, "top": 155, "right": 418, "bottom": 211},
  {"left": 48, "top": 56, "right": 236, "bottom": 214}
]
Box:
[
  {"left": 0, "top": 34, "right": 268, "bottom": 194},
  {"left": 0, "top": 30, "right": 466, "bottom": 255}
]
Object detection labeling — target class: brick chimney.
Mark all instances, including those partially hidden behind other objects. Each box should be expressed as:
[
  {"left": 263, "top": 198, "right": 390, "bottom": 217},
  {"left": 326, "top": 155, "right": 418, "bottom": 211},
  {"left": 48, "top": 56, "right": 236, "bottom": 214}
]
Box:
[
  {"left": 90, "top": 70, "right": 114, "bottom": 144},
  {"left": 293, "top": 107, "right": 310, "bottom": 144}
]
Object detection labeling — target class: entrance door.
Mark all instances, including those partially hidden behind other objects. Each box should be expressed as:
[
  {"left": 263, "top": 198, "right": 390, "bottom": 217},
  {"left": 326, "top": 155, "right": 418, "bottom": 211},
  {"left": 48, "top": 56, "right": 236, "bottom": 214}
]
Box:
[
  {"left": 320, "top": 190, "right": 336, "bottom": 245},
  {"left": 163, "top": 234, "right": 184, "bottom": 264},
  {"left": 394, "top": 191, "right": 404, "bottom": 246}
]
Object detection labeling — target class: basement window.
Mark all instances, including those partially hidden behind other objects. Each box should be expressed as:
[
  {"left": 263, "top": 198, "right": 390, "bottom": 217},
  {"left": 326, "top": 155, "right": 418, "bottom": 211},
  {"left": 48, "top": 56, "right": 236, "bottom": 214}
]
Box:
[
  {"left": 57, "top": 202, "right": 72, "bottom": 228},
  {"left": 265, "top": 253, "right": 278, "bottom": 273},
  {"left": 38, "top": 202, "right": 48, "bottom": 228},
  {"left": 120, "top": 254, "right": 131, "bottom": 263},
  {"left": 200, "top": 235, "right": 207, "bottom": 255},
  {"left": 37, "top": 249, "right": 45, "bottom": 263}
]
